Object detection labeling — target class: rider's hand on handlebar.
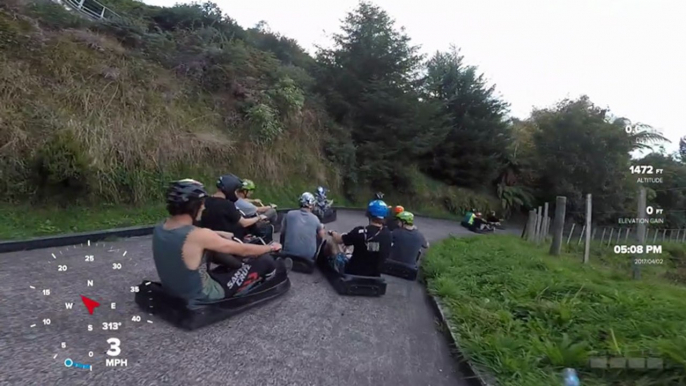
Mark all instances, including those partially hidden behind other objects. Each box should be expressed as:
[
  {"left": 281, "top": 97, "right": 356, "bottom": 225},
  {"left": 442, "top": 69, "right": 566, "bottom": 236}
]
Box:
[
  {"left": 269, "top": 242, "right": 282, "bottom": 252},
  {"left": 258, "top": 214, "right": 268, "bottom": 221}
]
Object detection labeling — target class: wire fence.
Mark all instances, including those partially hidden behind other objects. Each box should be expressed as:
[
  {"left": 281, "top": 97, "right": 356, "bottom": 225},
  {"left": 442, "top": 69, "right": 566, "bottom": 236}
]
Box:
[
  {"left": 562, "top": 225, "right": 685, "bottom": 246},
  {"left": 521, "top": 191, "right": 685, "bottom": 280},
  {"left": 56, "top": 0, "right": 121, "bottom": 21}
]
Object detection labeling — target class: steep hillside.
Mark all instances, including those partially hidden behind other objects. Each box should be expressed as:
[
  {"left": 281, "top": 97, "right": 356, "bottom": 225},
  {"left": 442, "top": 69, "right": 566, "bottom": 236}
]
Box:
[{"left": 0, "top": 0, "right": 339, "bottom": 206}]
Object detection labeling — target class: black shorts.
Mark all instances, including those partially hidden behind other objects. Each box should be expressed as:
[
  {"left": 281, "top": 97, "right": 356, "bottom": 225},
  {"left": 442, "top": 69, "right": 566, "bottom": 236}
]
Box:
[
  {"left": 209, "top": 254, "right": 279, "bottom": 298},
  {"left": 248, "top": 223, "right": 274, "bottom": 243}
]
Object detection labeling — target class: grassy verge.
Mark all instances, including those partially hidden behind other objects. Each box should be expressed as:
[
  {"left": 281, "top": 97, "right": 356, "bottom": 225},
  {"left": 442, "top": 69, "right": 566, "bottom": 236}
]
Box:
[
  {"left": 423, "top": 235, "right": 686, "bottom": 386},
  {"left": 0, "top": 170, "right": 497, "bottom": 240}
]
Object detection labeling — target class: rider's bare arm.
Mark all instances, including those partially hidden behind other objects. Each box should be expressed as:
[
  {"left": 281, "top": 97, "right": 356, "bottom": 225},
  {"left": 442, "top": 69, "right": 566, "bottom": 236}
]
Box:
[
  {"left": 330, "top": 231, "right": 347, "bottom": 244},
  {"left": 197, "top": 228, "right": 274, "bottom": 257},
  {"left": 256, "top": 206, "right": 270, "bottom": 214},
  {"left": 239, "top": 215, "right": 262, "bottom": 227},
  {"left": 215, "top": 231, "right": 234, "bottom": 239}
]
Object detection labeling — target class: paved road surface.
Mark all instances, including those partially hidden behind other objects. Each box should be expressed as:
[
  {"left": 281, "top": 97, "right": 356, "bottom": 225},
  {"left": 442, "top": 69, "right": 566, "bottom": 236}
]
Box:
[{"left": 0, "top": 210, "right": 488, "bottom": 386}]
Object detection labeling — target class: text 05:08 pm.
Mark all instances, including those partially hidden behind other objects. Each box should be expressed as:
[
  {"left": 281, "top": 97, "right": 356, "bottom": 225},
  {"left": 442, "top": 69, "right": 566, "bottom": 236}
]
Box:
[{"left": 613, "top": 245, "right": 662, "bottom": 254}]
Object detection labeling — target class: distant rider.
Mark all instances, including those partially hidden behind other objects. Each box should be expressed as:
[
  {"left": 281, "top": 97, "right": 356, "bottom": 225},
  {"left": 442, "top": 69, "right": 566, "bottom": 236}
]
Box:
[
  {"left": 328, "top": 200, "right": 392, "bottom": 276},
  {"left": 235, "top": 179, "right": 278, "bottom": 223},
  {"left": 315, "top": 186, "right": 327, "bottom": 200},
  {"left": 234, "top": 179, "right": 278, "bottom": 243},
  {"left": 461, "top": 210, "right": 490, "bottom": 232},
  {"left": 152, "top": 179, "right": 286, "bottom": 302},
  {"left": 386, "top": 205, "right": 404, "bottom": 231},
  {"left": 388, "top": 211, "right": 429, "bottom": 268},
  {"left": 280, "top": 192, "right": 327, "bottom": 263},
  {"left": 486, "top": 210, "right": 502, "bottom": 227}
]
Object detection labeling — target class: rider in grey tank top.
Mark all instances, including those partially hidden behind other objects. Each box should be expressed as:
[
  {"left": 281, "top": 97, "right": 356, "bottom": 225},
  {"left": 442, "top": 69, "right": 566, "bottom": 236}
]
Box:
[{"left": 152, "top": 223, "right": 224, "bottom": 302}]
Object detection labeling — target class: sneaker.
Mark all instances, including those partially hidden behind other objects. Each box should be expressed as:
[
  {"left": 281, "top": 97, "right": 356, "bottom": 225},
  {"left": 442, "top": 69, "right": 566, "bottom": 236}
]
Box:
[{"left": 283, "top": 257, "right": 293, "bottom": 272}]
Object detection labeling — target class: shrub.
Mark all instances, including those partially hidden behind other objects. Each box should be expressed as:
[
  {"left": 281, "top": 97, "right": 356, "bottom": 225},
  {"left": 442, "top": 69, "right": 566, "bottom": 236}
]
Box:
[
  {"left": 32, "top": 130, "right": 93, "bottom": 202},
  {"left": 245, "top": 103, "right": 281, "bottom": 144},
  {"left": 267, "top": 76, "right": 305, "bottom": 117}
]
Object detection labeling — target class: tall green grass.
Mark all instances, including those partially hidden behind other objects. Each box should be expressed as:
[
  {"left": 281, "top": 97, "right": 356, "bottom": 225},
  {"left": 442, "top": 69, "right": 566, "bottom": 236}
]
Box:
[{"left": 423, "top": 235, "right": 686, "bottom": 386}]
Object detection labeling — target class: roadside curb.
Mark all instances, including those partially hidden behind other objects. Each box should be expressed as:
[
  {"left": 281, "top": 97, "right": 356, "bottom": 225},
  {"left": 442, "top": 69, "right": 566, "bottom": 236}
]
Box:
[
  {"left": 425, "top": 291, "right": 496, "bottom": 386},
  {"left": 0, "top": 207, "right": 345, "bottom": 254},
  {"left": 0, "top": 225, "right": 155, "bottom": 253}
]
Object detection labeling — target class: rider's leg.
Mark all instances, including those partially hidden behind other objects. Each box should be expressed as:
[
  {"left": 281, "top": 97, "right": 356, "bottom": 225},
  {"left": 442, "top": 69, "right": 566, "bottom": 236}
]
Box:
[
  {"left": 208, "top": 251, "right": 243, "bottom": 270},
  {"left": 210, "top": 256, "right": 278, "bottom": 298},
  {"left": 246, "top": 253, "right": 276, "bottom": 272},
  {"left": 247, "top": 222, "right": 274, "bottom": 243},
  {"left": 320, "top": 235, "right": 347, "bottom": 273}
]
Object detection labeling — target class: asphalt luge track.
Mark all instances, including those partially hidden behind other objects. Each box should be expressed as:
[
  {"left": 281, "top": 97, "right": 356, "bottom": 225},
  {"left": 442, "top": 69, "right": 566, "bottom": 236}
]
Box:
[{"left": 1, "top": 210, "right": 481, "bottom": 386}]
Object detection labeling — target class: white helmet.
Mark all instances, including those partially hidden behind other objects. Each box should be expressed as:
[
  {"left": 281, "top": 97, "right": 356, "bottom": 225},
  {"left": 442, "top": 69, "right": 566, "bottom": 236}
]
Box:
[{"left": 299, "top": 192, "right": 316, "bottom": 207}]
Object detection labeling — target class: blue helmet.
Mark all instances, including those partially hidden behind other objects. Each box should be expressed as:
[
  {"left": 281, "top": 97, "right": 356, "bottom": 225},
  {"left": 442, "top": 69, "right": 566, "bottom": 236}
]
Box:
[
  {"left": 367, "top": 200, "right": 389, "bottom": 219},
  {"left": 316, "top": 186, "right": 325, "bottom": 195}
]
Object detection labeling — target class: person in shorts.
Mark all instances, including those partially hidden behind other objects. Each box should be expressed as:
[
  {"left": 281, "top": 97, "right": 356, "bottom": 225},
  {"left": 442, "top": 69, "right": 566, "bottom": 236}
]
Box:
[
  {"left": 152, "top": 179, "right": 286, "bottom": 302},
  {"left": 328, "top": 199, "right": 392, "bottom": 276}
]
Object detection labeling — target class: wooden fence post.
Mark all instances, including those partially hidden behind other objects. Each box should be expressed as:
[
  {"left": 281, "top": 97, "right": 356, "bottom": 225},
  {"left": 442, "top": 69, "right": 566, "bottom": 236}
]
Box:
[
  {"left": 634, "top": 187, "right": 647, "bottom": 280},
  {"left": 542, "top": 202, "right": 549, "bottom": 240},
  {"left": 535, "top": 206, "right": 543, "bottom": 243},
  {"left": 583, "top": 193, "right": 592, "bottom": 263},
  {"left": 549, "top": 196, "right": 567, "bottom": 256}
]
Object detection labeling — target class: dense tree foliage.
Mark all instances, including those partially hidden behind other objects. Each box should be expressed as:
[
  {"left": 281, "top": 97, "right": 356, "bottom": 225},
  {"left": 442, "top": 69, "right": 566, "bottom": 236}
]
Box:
[
  {"left": 421, "top": 47, "right": 510, "bottom": 188},
  {"left": 315, "top": 2, "right": 448, "bottom": 190}
]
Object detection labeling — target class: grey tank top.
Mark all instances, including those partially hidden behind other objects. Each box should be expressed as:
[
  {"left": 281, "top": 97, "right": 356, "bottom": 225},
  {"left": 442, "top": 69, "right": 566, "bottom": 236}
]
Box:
[{"left": 152, "top": 223, "right": 224, "bottom": 303}]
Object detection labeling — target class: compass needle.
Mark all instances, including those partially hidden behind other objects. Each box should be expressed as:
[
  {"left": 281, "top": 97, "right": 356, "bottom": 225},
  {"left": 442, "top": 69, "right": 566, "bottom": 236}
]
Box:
[{"left": 80, "top": 295, "right": 100, "bottom": 315}]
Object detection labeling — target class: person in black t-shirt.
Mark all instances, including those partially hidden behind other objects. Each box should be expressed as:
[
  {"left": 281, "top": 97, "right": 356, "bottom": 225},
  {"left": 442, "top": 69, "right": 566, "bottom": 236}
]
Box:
[
  {"left": 328, "top": 199, "right": 392, "bottom": 277},
  {"left": 200, "top": 174, "right": 268, "bottom": 240},
  {"left": 199, "top": 174, "right": 289, "bottom": 271}
]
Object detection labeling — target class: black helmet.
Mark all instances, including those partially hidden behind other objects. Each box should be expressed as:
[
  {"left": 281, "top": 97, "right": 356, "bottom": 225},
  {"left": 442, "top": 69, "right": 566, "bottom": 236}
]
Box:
[
  {"left": 375, "top": 191, "right": 384, "bottom": 200},
  {"left": 166, "top": 179, "right": 207, "bottom": 217},
  {"left": 216, "top": 174, "right": 242, "bottom": 202}
]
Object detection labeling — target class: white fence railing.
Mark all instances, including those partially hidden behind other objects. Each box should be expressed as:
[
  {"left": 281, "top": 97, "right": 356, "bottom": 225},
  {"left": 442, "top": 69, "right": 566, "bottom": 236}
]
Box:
[{"left": 57, "top": 0, "right": 121, "bottom": 21}]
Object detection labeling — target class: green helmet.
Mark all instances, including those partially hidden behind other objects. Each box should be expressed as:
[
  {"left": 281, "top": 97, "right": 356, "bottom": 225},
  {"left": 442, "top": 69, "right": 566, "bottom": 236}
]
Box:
[
  {"left": 397, "top": 211, "right": 414, "bottom": 225},
  {"left": 241, "top": 179, "right": 256, "bottom": 191}
]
